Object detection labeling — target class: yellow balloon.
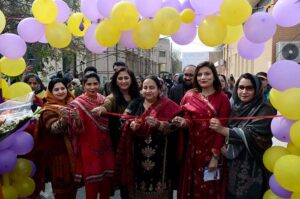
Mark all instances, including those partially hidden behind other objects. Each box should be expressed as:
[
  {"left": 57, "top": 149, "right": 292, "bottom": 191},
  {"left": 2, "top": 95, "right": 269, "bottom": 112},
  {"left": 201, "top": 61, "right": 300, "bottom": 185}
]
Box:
[
  {"left": 198, "top": 15, "right": 227, "bottom": 47},
  {"left": 290, "top": 121, "right": 300, "bottom": 148},
  {"left": 291, "top": 192, "right": 300, "bottom": 199},
  {"left": 6, "top": 82, "right": 32, "bottom": 99},
  {"left": 153, "top": 7, "right": 181, "bottom": 35},
  {"left": 67, "top": 12, "right": 91, "bottom": 37},
  {"left": 223, "top": 25, "right": 243, "bottom": 44},
  {"left": 287, "top": 142, "right": 300, "bottom": 156},
  {"left": 95, "top": 19, "right": 121, "bottom": 47},
  {"left": 32, "top": 0, "right": 58, "bottom": 24},
  {"left": 180, "top": 9, "right": 195, "bottom": 24},
  {"left": 0, "top": 10, "right": 6, "bottom": 33},
  {"left": 111, "top": 2, "right": 139, "bottom": 31},
  {"left": 0, "top": 78, "right": 9, "bottom": 98},
  {"left": 132, "top": 19, "right": 160, "bottom": 50},
  {"left": 263, "top": 146, "right": 289, "bottom": 172},
  {"left": 12, "top": 177, "right": 35, "bottom": 198},
  {"left": 263, "top": 189, "right": 282, "bottom": 199},
  {"left": 2, "top": 186, "right": 18, "bottom": 199},
  {"left": 269, "top": 88, "right": 282, "bottom": 110},
  {"left": 0, "top": 57, "right": 26, "bottom": 77},
  {"left": 46, "top": 22, "right": 72, "bottom": 49},
  {"left": 274, "top": 155, "right": 300, "bottom": 192},
  {"left": 277, "top": 88, "right": 300, "bottom": 120},
  {"left": 220, "top": 0, "right": 252, "bottom": 26},
  {"left": 11, "top": 158, "right": 32, "bottom": 177}
]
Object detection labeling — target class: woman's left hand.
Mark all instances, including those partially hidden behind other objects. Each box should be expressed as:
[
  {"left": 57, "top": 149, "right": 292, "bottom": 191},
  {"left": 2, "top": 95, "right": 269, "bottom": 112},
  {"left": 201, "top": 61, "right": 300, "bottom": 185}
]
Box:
[
  {"left": 209, "top": 118, "right": 223, "bottom": 132},
  {"left": 208, "top": 156, "right": 218, "bottom": 172},
  {"left": 145, "top": 116, "right": 159, "bottom": 128}
]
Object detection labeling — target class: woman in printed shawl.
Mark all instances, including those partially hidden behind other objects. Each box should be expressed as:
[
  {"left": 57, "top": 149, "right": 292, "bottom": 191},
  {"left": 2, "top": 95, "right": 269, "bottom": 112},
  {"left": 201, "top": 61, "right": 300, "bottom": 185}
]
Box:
[
  {"left": 209, "top": 73, "right": 276, "bottom": 199},
  {"left": 69, "top": 72, "right": 114, "bottom": 199},
  {"left": 116, "top": 75, "right": 181, "bottom": 199},
  {"left": 172, "top": 61, "right": 231, "bottom": 199},
  {"left": 36, "top": 78, "right": 77, "bottom": 199}
]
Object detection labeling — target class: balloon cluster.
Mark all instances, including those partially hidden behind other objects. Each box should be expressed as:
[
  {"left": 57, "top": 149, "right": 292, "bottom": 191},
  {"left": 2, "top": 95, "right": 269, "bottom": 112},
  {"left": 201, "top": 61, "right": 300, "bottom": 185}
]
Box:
[
  {"left": 0, "top": 123, "right": 36, "bottom": 199},
  {"left": 262, "top": 60, "right": 300, "bottom": 199}
]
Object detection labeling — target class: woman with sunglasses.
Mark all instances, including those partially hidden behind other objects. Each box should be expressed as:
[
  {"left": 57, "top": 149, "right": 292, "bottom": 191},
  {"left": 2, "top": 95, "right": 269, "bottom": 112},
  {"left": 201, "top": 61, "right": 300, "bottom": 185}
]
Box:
[
  {"left": 172, "top": 61, "right": 231, "bottom": 199},
  {"left": 209, "top": 73, "right": 276, "bottom": 199}
]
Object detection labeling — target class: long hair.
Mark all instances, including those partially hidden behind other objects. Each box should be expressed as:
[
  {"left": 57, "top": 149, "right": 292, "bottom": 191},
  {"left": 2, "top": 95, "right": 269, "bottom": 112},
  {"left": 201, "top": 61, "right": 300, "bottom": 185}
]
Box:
[
  {"left": 23, "top": 73, "right": 46, "bottom": 90},
  {"left": 110, "top": 68, "right": 140, "bottom": 104},
  {"left": 193, "top": 61, "right": 222, "bottom": 92}
]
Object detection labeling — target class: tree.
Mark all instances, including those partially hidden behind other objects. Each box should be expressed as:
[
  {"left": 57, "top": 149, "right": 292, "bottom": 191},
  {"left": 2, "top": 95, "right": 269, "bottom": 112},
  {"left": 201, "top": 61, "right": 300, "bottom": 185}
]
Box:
[{"left": 171, "top": 49, "right": 182, "bottom": 73}]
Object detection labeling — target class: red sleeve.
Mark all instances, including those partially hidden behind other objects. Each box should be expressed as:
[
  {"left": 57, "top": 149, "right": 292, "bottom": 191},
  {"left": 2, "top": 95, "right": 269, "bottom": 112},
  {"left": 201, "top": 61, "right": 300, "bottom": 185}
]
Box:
[{"left": 212, "top": 93, "right": 232, "bottom": 152}]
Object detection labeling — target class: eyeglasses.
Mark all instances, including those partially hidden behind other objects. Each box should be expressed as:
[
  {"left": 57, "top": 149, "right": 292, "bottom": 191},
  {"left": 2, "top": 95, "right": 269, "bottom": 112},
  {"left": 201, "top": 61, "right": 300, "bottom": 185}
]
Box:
[{"left": 238, "top": 85, "right": 254, "bottom": 91}]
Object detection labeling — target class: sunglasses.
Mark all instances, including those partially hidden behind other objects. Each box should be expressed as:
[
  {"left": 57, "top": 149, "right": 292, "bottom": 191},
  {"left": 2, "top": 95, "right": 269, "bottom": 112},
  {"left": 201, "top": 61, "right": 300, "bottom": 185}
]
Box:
[{"left": 238, "top": 85, "right": 254, "bottom": 91}]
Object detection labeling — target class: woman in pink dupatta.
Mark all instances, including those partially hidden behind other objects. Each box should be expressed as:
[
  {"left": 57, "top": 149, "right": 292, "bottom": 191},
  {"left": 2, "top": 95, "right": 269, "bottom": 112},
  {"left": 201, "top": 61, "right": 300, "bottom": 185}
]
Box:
[
  {"left": 115, "top": 75, "right": 181, "bottom": 199},
  {"left": 69, "top": 72, "right": 114, "bottom": 199},
  {"left": 172, "top": 61, "right": 231, "bottom": 199}
]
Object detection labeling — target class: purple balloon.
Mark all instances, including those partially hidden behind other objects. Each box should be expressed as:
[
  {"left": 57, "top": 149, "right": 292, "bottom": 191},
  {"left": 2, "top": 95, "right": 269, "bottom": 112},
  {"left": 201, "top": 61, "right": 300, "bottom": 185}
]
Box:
[
  {"left": 17, "top": 17, "right": 45, "bottom": 43},
  {"left": 84, "top": 23, "right": 107, "bottom": 54},
  {"left": 81, "top": 0, "right": 103, "bottom": 21},
  {"left": 55, "top": 0, "right": 71, "bottom": 23},
  {"left": 119, "top": 30, "right": 137, "bottom": 49},
  {"left": 237, "top": 37, "right": 265, "bottom": 60},
  {"left": 29, "top": 160, "right": 36, "bottom": 177},
  {"left": 273, "top": 0, "right": 300, "bottom": 27},
  {"left": 135, "top": 0, "right": 162, "bottom": 18},
  {"left": 0, "top": 149, "right": 17, "bottom": 174},
  {"left": 0, "top": 33, "right": 27, "bottom": 59},
  {"left": 97, "top": 0, "right": 120, "bottom": 18},
  {"left": 0, "top": 133, "right": 16, "bottom": 151},
  {"left": 171, "top": 22, "right": 197, "bottom": 45},
  {"left": 190, "top": 0, "right": 222, "bottom": 15},
  {"left": 244, "top": 12, "right": 277, "bottom": 43},
  {"left": 271, "top": 117, "right": 294, "bottom": 142},
  {"left": 269, "top": 175, "right": 292, "bottom": 198},
  {"left": 268, "top": 60, "right": 300, "bottom": 91},
  {"left": 38, "top": 34, "right": 48, "bottom": 44},
  {"left": 162, "top": 0, "right": 182, "bottom": 11},
  {"left": 194, "top": 12, "right": 206, "bottom": 25},
  {"left": 10, "top": 131, "right": 34, "bottom": 155},
  {"left": 181, "top": 0, "right": 193, "bottom": 9}
]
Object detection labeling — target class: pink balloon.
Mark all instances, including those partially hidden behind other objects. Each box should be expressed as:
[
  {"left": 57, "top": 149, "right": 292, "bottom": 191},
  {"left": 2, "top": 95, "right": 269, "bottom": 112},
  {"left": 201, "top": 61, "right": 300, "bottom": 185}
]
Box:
[
  {"left": 271, "top": 117, "right": 294, "bottom": 142},
  {"left": 119, "top": 30, "right": 137, "bottom": 49},
  {"left": 268, "top": 60, "right": 300, "bottom": 91},
  {"left": 162, "top": 0, "right": 182, "bottom": 11},
  {"left": 135, "top": 0, "right": 162, "bottom": 18},
  {"left": 84, "top": 23, "right": 107, "bottom": 54},
  {"left": 81, "top": 0, "right": 103, "bottom": 21},
  {"left": 0, "top": 33, "right": 27, "bottom": 59},
  {"left": 237, "top": 37, "right": 265, "bottom": 60},
  {"left": 171, "top": 22, "right": 197, "bottom": 45},
  {"left": 272, "top": 0, "right": 300, "bottom": 27},
  {"left": 97, "top": 0, "right": 120, "bottom": 18},
  {"left": 55, "top": 0, "right": 71, "bottom": 23},
  {"left": 17, "top": 17, "right": 45, "bottom": 43},
  {"left": 244, "top": 12, "right": 277, "bottom": 43},
  {"left": 190, "top": 0, "right": 222, "bottom": 15}
]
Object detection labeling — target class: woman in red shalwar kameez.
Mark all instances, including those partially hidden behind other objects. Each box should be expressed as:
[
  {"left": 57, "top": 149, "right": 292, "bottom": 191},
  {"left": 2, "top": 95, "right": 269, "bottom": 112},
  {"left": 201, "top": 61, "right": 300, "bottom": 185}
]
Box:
[
  {"left": 172, "top": 61, "right": 231, "bottom": 199},
  {"left": 70, "top": 72, "right": 114, "bottom": 199}
]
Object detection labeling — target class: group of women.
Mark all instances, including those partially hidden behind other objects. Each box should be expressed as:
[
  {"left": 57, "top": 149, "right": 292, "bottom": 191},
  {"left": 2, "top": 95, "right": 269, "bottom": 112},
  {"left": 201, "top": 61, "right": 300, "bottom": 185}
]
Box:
[{"left": 27, "top": 61, "right": 275, "bottom": 199}]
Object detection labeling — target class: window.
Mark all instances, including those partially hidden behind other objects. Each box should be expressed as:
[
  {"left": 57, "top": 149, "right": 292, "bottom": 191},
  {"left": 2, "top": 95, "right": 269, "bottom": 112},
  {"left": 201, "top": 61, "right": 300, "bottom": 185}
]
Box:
[{"left": 159, "top": 51, "right": 166, "bottom": 57}]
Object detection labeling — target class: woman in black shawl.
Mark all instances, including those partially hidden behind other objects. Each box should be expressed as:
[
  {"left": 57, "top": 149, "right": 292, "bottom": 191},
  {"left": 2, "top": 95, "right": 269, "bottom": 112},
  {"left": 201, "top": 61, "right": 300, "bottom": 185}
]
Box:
[{"left": 209, "top": 73, "right": 276, "bottom": 199}]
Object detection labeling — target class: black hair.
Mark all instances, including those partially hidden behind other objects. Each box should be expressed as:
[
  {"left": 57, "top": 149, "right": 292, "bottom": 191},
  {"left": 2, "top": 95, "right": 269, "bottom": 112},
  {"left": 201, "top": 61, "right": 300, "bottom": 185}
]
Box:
[
  {"left": 256, "top": 71, "right": 267, "bottom": 78},
  {"left": 83, "top": 72, "right": 100, "bottom": 85},
  {"left": 23, "top": 73, "right": 46, "bottom": 90},
  {"left": 144, "top": 75, "right": 162, "bottom": 90},
  {"left": 84, "top": 66, "right": 97, "bottom": 75},
  {"left": 194, "top": 61, "right": 222, "bottom": 92},
  {"left": 110, "top": 68, "right": 140, "bottom": 104},
  {"left": 113, "top": 61, "right": 127, "bottom": 70},
  {"left": 218, "top": 74, "right": 228, "bottom": 89},
  {"left": 48, "top": 78, "right": 67, "bottom": 93}
]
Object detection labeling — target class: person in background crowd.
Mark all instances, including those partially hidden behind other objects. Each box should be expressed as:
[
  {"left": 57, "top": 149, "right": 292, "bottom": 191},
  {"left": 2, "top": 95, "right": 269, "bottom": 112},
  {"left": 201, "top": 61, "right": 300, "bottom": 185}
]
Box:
[
  {"left": 172, "top": 61, "right": 231, "bottom": 199},
  {"left": 70, "top": 72, "right": 114, "bottom": 199},
  {"left": 103, "top": 61, "right": 128, "bottom": 96},
  {"left": 92, "top": 68, "right": 140, "bottom": 199},
  {"left": 57, "top": 71, "right": 63, "bottom": 79},
  {"left": 172, "top": 73, "right": 182, "bottom": 87},
  {"left": 135, "top": 75, "right": 144, "bottom": 92},
  {"left": 169, "top": 65, "right": 196, "bottom": 104},
  {"left": 36, "top": 78, "right": 77, "bottom": 199},
  {"left": 218, "top": 74, "right": 232, "bottom": 99},
  {"left": 23, "top": 73, "right": 47, "bottom": 104},
  {"left": 228, "top": 74, "right": 235, "bottom": 94},
  {"left": 209, "top": 73, "right": 275, "bottom": 199},
  {"left": 256, "top": 72, "right": 272, "bottom": 104},
  {"left": 158, "top": 77, "right": 169, "bottom": 97},
  {"left": 116, "top": 75, "right": 181, "bottom": 199}
]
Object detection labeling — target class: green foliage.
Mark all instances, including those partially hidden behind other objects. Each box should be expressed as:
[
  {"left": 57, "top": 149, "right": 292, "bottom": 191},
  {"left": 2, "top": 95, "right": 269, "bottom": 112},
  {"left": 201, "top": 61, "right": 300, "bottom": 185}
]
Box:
[{"left": 171, "top": 49, "right": 182, "bottom": 73}]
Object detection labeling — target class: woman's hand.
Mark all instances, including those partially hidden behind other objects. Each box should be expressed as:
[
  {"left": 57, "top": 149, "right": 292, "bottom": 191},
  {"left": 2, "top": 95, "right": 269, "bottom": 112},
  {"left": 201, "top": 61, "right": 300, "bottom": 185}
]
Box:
[
  {"left": 145, "top": 116, "right": 159, "bottom": 128},
  {"left": 58, "top": 106, "right": 69, "bottom": 121},
  {"left": 130, "top": 120, "right": 142, "bottom": 131},
  {"left": 208, "top": 155, "right": 218, "bottom": 172},
  {"left": 91, "top": 106, "right": 107, "bottom": 116},
  {"left": 171, "top": 116, "right": 187, "bottom": 128}
]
